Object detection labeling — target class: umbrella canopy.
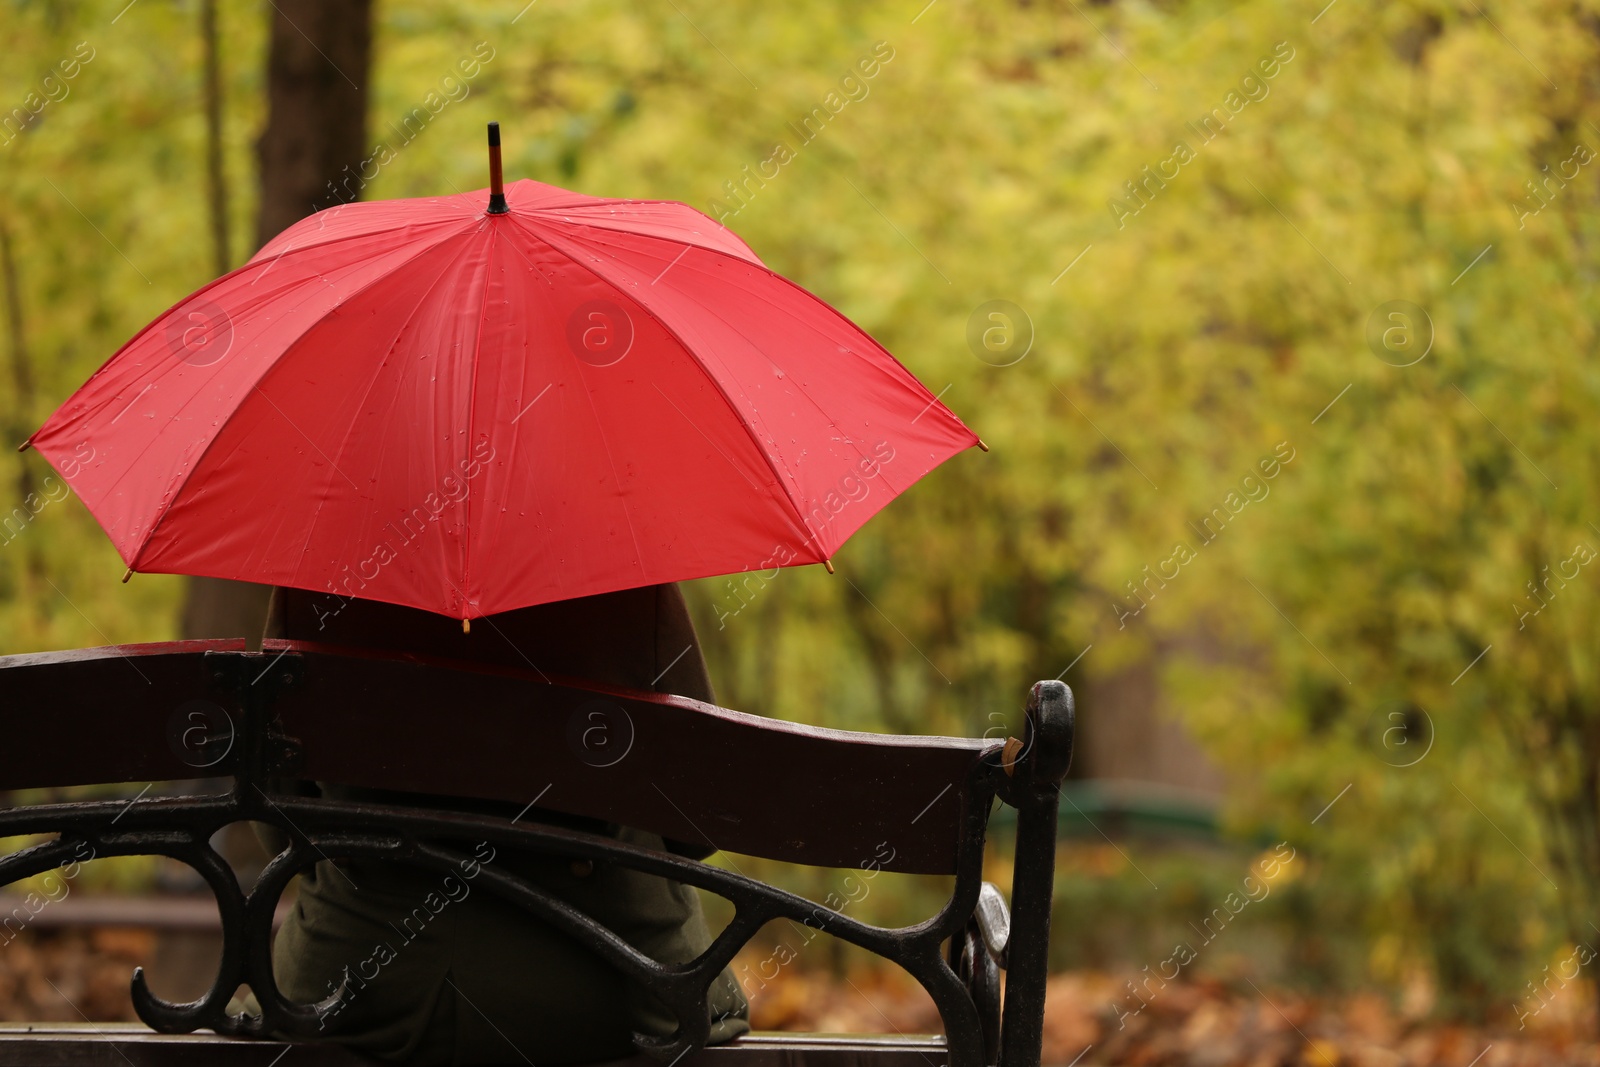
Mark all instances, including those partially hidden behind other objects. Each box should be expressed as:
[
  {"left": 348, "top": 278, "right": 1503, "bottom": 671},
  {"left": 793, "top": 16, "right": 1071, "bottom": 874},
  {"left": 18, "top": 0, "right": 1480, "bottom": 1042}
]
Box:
[{"left": 28, "top": 142, "right": 978, "bottom": 622}]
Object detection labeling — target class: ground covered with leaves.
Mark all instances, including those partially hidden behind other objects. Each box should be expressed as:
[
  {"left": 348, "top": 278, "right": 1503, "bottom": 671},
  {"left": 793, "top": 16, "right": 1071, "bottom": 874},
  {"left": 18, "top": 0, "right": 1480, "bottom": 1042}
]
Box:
[
  {"left": 1, "top": 930, "right": 1595, "bottom": 1066},
  {"left": 746, "top": 965, "right": 1600, "bottom": 1067}
]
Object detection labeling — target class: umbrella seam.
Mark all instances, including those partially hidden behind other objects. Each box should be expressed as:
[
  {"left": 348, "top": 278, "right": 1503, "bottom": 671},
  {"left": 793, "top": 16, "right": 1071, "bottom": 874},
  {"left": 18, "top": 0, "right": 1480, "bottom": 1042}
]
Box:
[
  {"left": 493, "top": 179, "right": 757, "bottom": 256},
  {"left": 249, "top": 205, "right": 480, "bottom": 271},
  {"left": 457, "top": 221, "right": 500, "bottom": 620},
  {"left": 127, "top": 219, "right": 482, "bottom": 573},
  {"left": 29, "top": 216, "right": 475, "bottom": 438},
  {"left": 493, "top": 223, "right": 737, "bottom": 592},
  {"left": 506, "top": 217, "right": 817, "bottom": 549},
  {"left": 547, "top": 207, "right": 971, "bottom": 442},
  {"left": 534, "top": 213, "right": 979, "bottom": 549},
  {"left": 496, "top": 223, "right": 658, "bottom": 593},
  {"left": 518, "top": 198, "right": 763, "bottom": 265},
  {"left": 287, "top": 232, "right": 493, "bottom": 596},
  {"left": 569, "top": 228, "right": 905, "bottom": 527}
]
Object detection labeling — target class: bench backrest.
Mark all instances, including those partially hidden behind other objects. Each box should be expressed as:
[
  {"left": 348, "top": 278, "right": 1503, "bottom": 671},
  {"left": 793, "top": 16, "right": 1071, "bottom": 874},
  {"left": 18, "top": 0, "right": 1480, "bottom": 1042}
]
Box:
[{"left": 0, "top": 639, "right": 993, "bottom": 874}]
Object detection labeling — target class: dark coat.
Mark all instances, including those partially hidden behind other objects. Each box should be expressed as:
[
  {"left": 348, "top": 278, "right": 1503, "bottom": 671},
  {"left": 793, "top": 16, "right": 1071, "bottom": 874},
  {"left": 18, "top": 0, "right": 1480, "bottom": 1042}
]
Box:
[{"left": 259, "top": 584, "right": 748, "bottom": 1065}]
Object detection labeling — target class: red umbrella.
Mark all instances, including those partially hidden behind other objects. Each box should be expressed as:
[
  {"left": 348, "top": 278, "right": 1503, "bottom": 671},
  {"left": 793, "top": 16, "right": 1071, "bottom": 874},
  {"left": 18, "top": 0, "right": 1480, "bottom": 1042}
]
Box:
[{"left": 26, "top": 125, "right": 980, "bottom": 625}]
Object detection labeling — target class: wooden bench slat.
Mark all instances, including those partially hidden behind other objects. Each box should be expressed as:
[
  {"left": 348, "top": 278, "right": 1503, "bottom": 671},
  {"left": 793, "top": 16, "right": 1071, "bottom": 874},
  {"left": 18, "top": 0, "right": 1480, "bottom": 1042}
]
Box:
[
  {"left": 0, "top": 642, "right": 247, "bottom": 793},
  {"left": 269, "top": 640, "right": 987, "bottom": 873},
  {"left": 0, "top": 641, "right": 992, "bottom": 873},
  {"left": 0, "top": 1025, "right": 369, "bottom": 1066},
  {"left": 0, "top": 1026, "right": 946, "bottom": 1067},
  {"left": 602, "top": 1034, "right": 950, "bottom": 1067}
]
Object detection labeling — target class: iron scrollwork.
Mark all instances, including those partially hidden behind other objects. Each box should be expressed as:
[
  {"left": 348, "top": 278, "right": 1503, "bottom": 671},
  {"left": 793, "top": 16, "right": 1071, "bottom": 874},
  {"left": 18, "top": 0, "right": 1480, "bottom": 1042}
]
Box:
[{"left": 0, "top": 653, "right": 1073, "bottom": 1067}]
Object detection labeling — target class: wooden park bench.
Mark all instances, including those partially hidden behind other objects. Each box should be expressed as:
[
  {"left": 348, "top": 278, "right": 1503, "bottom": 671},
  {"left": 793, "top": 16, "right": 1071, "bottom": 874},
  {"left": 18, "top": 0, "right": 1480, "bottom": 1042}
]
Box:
[{"left": 0, "top": 639, "right": 1074, "bottom": 1067}]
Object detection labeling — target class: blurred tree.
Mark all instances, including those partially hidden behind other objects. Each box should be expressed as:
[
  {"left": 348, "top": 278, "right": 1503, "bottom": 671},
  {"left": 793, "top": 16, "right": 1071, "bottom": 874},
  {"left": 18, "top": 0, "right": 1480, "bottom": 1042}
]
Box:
[{"left": 201, "top": 0, "right": 229, "bottom": 279}]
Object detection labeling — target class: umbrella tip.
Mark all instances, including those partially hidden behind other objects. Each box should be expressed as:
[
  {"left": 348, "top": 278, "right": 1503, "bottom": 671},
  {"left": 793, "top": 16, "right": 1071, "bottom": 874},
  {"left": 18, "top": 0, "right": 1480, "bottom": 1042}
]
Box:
[
  {"left": 462, "top": 617, "right": 472, "bottom": 634},
  {"left": 121, "top": 568, "right": 134, "bottom": 584},
  {"left": 823, "top": 558, "right": 835, "bottom": 574},
  {"left": 15, "top": 439, "right": 29, "bottom": 453},
  {"left": 486, "top": 122, "right": 508, "bottom": 215},
  {"left": 977, "top": 438, "right": 990, "bottom": 452}
]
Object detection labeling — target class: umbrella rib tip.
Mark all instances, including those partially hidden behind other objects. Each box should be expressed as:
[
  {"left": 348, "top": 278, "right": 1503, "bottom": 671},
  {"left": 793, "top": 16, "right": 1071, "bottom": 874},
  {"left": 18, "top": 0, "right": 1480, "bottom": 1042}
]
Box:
[
  {"left": 16, "top": 439, "right": 30, "bottom": 453},
  {"left": 122, "top": 568, "right": 134, "bottom": 584},
  {"left": 977, "top": 438, "right": 990, "bottom": 453},
  {"left": 823, "top": 558, "right": 835, "bottom": 574},
  {"left": 462, "top": 617, "right": 472, "bottom": 634}
]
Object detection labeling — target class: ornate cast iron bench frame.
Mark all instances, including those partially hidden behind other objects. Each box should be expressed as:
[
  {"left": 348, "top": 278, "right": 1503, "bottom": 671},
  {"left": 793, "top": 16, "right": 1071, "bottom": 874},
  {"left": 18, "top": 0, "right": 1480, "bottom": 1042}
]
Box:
[{"left": 0, "top": 639, "right": 1073, "bottom": 1067}]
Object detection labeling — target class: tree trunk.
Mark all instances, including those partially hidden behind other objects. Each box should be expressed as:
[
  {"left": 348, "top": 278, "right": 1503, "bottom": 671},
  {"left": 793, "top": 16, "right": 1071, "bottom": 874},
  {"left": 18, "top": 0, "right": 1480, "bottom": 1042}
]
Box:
[
  {"left": 253, "top": 0, "right": 373, "bottom": 248},
  {"left": 201, "top": 0, "right": 230, "bottom": 279},
  {"left": 180, "top": 0, "right": 372, "bottom": 645}
]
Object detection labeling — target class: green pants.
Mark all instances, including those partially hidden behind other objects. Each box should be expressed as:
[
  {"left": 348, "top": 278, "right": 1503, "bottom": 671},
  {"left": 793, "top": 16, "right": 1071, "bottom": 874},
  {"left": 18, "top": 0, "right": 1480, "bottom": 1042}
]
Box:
[{"left": 268, "top": 824, "right": 749, "bottom": 1065}]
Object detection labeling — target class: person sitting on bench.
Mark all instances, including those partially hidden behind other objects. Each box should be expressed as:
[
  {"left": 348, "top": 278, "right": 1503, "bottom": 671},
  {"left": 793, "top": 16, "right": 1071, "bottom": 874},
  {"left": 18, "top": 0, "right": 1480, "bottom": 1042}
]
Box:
[{"left": 255, "top": 583, "right": 750, "bottom": 1065}]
